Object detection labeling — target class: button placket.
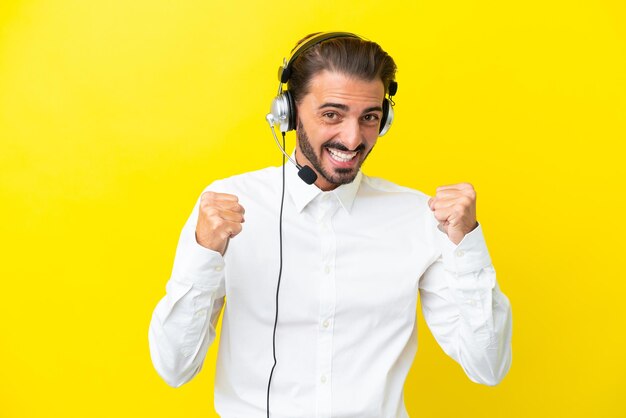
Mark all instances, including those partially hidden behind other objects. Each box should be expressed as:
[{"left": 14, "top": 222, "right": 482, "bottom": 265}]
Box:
[{"left": 315, "top": 197, "right": 338, "bottom": 418}]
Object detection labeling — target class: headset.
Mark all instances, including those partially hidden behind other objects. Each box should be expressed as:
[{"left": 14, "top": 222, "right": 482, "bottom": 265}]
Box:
[{"left": 267, "top": 31, "right": 398, "bottom": 136}]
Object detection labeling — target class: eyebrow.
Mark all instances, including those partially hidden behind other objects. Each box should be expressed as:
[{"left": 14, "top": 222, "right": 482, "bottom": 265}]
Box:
[{"left": 318, "top": 103, "right": 384, "bottom": 114}]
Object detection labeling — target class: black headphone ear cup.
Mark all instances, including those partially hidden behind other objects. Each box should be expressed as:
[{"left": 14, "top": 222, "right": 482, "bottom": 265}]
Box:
[
  {"left": 380, "top": 99, "right": 389, "bottom": 134},
  {"left": 379, "top": 98, "right": 394, "bottom": 136},
  {"left": 286, "top": 91, "right": 296, "bottom": 132}
]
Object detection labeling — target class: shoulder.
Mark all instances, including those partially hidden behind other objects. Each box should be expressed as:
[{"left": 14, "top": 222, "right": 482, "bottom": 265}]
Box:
[
  {"left": 360, "top": 174, "right": 441, "bottom": 239},
  {"left": 360, "top": 174, "right": 431, "bottom": 205},
  {"left": 355, "top": 174, "right": 439, "bottom": 240},
  {"left": 201, "top": 165, "right": 281, "bottom": 195}
]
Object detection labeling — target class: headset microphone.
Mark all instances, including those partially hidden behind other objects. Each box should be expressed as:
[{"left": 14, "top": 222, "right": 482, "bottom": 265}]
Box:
[
  {"left": 297, "top": 165, "right": 317, "bottom": 185},
  {"left": 265, "top": 114, "right": 317, "bottom": 185}
]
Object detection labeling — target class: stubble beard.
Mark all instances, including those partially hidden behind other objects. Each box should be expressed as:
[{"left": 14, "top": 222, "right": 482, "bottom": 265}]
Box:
[{"left": 296, "top": 120, "right": 372, "bottom": 187}]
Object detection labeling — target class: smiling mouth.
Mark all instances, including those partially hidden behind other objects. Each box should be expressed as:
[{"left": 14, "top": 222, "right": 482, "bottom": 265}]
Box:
[{"left": 325, "top": 147, "right": 359, "bottom": 163}]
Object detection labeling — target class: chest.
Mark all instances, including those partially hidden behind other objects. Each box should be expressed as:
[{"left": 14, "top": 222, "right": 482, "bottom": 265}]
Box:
[{"left": 223, "top": 196, "right": 436, "bottom": 326}]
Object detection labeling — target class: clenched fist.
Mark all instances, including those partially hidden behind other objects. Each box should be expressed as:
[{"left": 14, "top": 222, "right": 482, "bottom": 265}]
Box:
[
  {"left": 427, "top": 183, "right": 478, "bottom": 245},
  {"left": 195, "top": 191, "right": 245, "bottom": 255}
]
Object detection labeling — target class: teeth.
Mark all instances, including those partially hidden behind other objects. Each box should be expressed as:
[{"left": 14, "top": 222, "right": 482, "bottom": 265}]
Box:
[{"left": 327, "top": 148, "right": 357, "bottom": 162}]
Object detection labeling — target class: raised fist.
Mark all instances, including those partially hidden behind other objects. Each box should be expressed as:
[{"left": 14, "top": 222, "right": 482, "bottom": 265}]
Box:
[
  {"left": 428, "top": 183, "right": 478, "bottom": 245},
  {"left": 195, "top": 191, "right": 245, "bottom": 255}
]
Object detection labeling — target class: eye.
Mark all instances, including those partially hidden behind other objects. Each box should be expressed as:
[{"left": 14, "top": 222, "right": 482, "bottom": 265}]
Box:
[
  {"left": 321, "top": 111, "right": 342, "bottom": 124},
  {"left": 362, "top": 114, "right": 380, "bottom": 123}
]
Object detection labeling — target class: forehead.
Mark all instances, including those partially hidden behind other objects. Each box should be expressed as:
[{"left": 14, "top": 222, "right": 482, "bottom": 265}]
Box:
[{"left": 305, "top": 70, "right": 385, "bottom": 106}]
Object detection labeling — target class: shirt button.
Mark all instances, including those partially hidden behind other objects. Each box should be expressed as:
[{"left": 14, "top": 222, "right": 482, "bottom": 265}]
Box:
[
  {"left": 194, "top": 309, "right": 207, "bottom": 318},
  {"left": 324, "top": 266, "right": 331, "bottom": 274},
  {"left": 322, "top": 319, "right": 330, "bottom": 328},
  {"left": 455, "top": 250, "right": 465, "bottom": 257},
  {"left": 215, "top": 265, "right": 224, "bottom": 271},
  {"left": 320, "top": 375, "right": 327, "bottom": 383}
]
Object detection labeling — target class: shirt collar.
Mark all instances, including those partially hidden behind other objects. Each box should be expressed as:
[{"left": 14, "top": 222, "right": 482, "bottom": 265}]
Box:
[{"left": 284, "top": 154, "right": 363, "bottom": 214}]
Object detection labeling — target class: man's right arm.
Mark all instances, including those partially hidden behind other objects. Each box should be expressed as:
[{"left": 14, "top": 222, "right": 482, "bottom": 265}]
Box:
[{"left": 148, "top": 190, "right": 244, "bottom": 387}]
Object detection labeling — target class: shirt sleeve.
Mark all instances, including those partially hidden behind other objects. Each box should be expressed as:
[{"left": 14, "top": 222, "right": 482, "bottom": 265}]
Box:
[
  {"left": 419, "top": 220, "right": 513, "bottom": 386},
  {"left": 148, "top": 189, "right": 227, "bottom": 388}
]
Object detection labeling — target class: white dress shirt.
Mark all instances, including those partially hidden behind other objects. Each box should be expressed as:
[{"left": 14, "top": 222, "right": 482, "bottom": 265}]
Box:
[{"left": 148, "top": 162, "right": 512, "bottom": 418}]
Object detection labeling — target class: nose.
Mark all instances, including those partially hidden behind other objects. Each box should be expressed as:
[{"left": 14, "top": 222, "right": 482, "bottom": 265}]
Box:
[{"left": 342, "top": 119, "right": 363, "bottom": 151}]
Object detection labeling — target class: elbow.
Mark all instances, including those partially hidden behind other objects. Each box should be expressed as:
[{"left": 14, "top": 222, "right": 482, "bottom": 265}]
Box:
[
  {"left": 148, "top": 327, "right": 202, "bottom": 388},
  {"left": 475, "top": 371, "right": 506, "bottom": 387},
  {"left": 150, "top": 348, "right": 202, "bottom": 388},
  {"left": 160, "top": 370, "right": 195, "bottom": 389},
  {"left": 467, "top": 362, "right": 510, "bottom": 386},
  {"left": 462, "top": 340, "right": 512, "bottom": 386},
  {"left": 477, "top": 348, "right": 512, "bottom": 386},
  {"left": 157, "top": 371, "right": 187, "bottom": 388}
]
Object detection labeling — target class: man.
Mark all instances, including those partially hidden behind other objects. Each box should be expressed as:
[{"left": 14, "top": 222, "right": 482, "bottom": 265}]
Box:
[{"left": 149, "top": 32, "right": 512, "bottom": 418}]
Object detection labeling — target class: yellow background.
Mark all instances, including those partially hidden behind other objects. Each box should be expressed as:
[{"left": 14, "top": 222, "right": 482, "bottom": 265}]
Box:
[{"left": 1, "top": 0, "right": 624, "bottom": 417}]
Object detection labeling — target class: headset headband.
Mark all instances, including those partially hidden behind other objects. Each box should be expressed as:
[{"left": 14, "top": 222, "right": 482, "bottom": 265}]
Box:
[{"left": 278, "top": 32, "right": 362, "bottom": 84}]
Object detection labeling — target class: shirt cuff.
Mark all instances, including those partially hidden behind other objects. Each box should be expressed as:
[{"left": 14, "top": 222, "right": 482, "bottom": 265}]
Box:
[
  {"left": 436, "top": 222, "right": 493, "bottom": 275},
  {"left": 171, "top": 239, "right": 226, "bottom": 289}
]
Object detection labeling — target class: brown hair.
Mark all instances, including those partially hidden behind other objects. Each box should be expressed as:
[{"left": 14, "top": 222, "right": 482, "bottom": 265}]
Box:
[{"left": 287, "top": 33, "right": 397, "bottom": 105}]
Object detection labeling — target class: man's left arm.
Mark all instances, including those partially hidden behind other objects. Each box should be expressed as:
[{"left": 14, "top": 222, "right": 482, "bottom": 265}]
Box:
[{"left": 419, "top": 183, "right": 512, "bottom": 385}]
